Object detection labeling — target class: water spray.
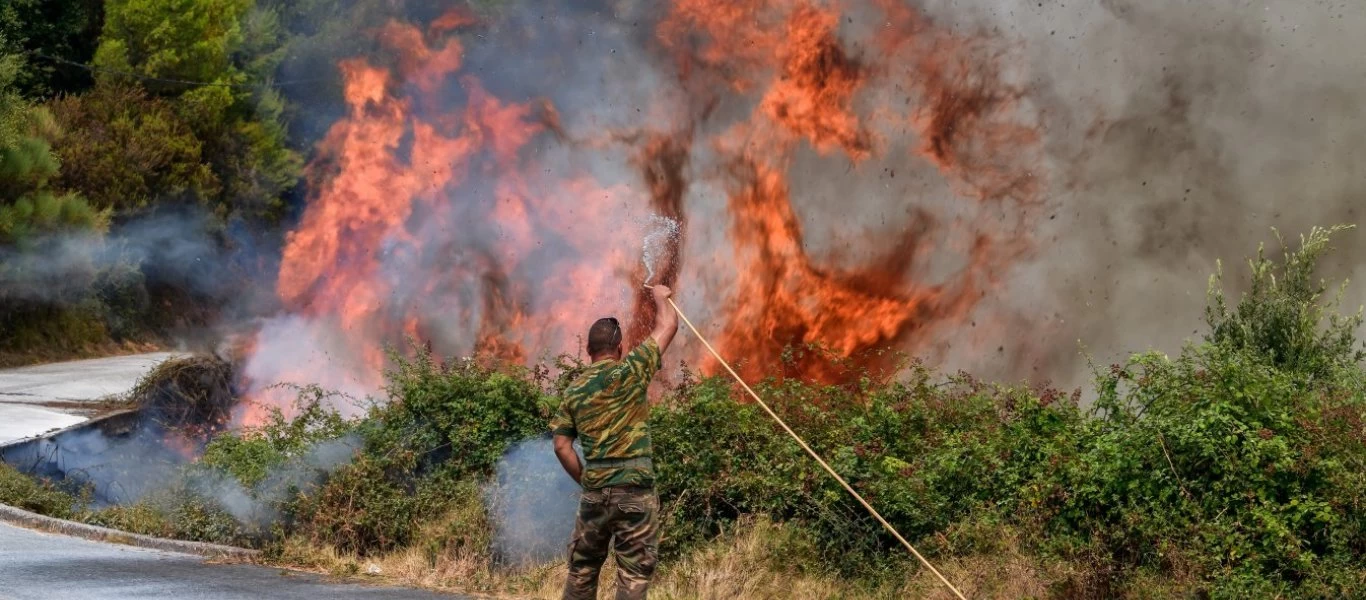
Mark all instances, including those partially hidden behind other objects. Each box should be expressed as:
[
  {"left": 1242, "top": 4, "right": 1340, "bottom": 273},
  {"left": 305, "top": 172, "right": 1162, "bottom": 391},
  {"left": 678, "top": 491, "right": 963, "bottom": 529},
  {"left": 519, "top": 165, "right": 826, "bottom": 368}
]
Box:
[
  {"left": 641, "top": 217, "right": 967, "bottom": 599},
  {"left": 640, "top": 215, "right": 681, "bottom": 285}
]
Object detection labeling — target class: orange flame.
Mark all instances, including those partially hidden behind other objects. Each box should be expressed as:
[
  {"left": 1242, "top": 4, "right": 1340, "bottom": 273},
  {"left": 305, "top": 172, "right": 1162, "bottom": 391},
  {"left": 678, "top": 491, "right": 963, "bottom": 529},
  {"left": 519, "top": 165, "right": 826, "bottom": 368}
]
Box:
[{"left": 758, "top": 4, "right": 871, "bottom": 158}]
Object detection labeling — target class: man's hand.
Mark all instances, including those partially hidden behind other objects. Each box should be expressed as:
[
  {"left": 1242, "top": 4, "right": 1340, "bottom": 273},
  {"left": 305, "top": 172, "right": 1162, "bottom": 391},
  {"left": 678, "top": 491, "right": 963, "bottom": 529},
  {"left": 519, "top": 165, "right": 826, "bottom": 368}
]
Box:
[{"left": 650, "top": 284, "right": 679, "bottom": 353}]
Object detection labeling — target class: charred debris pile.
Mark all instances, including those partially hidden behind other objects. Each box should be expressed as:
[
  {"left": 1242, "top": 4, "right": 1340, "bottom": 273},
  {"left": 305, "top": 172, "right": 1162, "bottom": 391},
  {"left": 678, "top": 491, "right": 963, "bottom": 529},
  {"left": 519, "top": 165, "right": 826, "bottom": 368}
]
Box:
[{"left": 0, "top": 354, "right": 237, "bottom": 506}]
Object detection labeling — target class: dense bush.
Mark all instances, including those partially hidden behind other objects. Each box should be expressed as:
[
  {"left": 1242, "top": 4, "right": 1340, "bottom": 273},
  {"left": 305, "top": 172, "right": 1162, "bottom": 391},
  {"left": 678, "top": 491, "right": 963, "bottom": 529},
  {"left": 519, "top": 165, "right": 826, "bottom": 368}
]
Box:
[
  {"left": 46, "top": 83, "right": 218, "bottom": 212},
  {"left": 1050, "top": 348, "right": 1366, "bottom": 597},
  {"left": 93, "top": 0, "right": 303, "bottom": 222},
  {"left": 213, "top": 353, "right": 557, "bottom": 554},
  {"left": 0, "top": 53, "right": 102, "bottom": 244},
  {"left": 200, "top": 387, "right": 352, "bottom": 488},
  {"left": 652, "top": 367, "right": 1090, "bottom": 579}
]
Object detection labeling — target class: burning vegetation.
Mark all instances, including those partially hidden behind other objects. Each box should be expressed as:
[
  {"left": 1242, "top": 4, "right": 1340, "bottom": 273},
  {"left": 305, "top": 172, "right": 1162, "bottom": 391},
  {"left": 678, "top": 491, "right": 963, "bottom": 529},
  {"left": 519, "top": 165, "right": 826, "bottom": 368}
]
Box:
[
  {"left": 4, "top": 226, "right": 1365, "bottom": 599},
  {"left": 5, "top": 1, "right": 1366, "bottom": 598},
  {"left": 237, "top": 0, "right": 1044, "bottom": 422}
]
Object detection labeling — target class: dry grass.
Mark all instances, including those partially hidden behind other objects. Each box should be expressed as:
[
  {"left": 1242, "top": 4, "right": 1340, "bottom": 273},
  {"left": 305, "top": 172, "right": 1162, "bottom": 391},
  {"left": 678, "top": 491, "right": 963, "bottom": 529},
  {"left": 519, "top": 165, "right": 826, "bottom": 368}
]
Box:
[
  {"left": 258, "top": 477, "right": 1109, "bottom": 599},
  {"left": 646, "top": 518, "right": 871, "bottom": 600},
  {"left": 264, "top": 510, "right": 1087, "bottom": 600},
  {"left": 898, "top": 535, "right": 1067, "bottom": 600},
  {"left": 129, "top": 354, "right": 235, "bottom": 430},
  {"left": 268, "top": 484, "right": 560, "bottom": 598}
]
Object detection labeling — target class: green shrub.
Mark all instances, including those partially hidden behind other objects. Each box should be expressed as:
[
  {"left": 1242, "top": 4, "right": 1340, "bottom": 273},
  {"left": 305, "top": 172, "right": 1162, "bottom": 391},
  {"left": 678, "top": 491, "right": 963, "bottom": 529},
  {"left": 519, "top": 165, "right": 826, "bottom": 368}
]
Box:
[
  {"left": 1044, "top": 226, "right": 1366, "bottom": 595},
  {"left": 375, "top": 350, "right": 558, "bottom": 477},
  {"left": 651, "top": 362, "right": 1087, "bottom": 580},
  {"left": 93, "top": 0, "right": 303, "bottom": 222},
  {"left": 0, "top": 462, "right": 81, "bottom": 518},
  {"left": 1052, "top": 348, "right": 1366, "bottom": 593},
  {"left": 201, "top": 386, "right": 352, "bottom": 488},
  {"left": 281, "top": 351, "right": 554, "bottom": 554},
  {"left": 1206, "top": 225, "right": 1364, "bottom": 379}
]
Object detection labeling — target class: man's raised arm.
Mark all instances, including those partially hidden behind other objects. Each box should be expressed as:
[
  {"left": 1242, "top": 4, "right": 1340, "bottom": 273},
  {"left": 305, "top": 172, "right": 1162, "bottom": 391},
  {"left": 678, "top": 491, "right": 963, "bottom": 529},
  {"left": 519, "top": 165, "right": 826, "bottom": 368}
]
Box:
[{"left": 650, "top": 284, "right": 679, "bottom": 353}]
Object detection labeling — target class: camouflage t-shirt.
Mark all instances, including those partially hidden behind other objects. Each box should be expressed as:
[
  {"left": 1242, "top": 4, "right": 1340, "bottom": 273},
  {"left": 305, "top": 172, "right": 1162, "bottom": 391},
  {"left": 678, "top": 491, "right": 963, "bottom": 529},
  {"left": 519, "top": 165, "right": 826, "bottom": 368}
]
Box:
[{"left": 550, "top": 338, "right": 662, "bottom": 490}]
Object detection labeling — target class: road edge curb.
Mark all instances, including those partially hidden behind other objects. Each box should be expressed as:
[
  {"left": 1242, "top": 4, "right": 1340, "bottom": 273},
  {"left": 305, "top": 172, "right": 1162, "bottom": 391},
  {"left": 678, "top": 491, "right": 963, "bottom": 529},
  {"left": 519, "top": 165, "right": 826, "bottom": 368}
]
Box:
[{"left": 0, "top": 502, "right": 261, "bottom": 559}]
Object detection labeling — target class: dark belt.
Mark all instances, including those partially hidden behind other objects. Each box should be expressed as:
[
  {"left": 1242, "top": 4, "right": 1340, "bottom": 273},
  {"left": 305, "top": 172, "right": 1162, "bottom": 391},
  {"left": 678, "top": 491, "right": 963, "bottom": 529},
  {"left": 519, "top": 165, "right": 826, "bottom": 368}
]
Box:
[{"left": 584, "top": 456, "right": 654, "bottom": 471}]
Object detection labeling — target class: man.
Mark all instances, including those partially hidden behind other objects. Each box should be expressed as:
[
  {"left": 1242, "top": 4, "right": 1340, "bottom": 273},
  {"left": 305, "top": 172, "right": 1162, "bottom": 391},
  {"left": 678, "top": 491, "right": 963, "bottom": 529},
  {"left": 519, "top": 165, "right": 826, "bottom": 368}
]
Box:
[{"left": 551, "top": 284, "right": 679, "bottom": 600}]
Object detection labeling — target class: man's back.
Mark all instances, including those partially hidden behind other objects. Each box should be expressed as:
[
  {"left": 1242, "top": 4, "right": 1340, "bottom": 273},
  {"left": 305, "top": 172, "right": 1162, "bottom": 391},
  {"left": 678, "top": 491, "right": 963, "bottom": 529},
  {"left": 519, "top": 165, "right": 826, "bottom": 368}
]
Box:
[
  {"left": 551, "top": 338, "right": 661, "bottom": 489},
  {"left": 552, "top": 284, "right": 678, "bottom": 600}
]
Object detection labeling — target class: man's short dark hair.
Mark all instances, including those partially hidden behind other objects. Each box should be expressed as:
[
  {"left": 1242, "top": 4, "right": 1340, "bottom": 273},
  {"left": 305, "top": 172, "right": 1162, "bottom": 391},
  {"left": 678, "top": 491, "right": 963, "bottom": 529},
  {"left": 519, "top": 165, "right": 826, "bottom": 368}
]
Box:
[{"left": 587, "top": 317, "right": 623, "bottom": 356}]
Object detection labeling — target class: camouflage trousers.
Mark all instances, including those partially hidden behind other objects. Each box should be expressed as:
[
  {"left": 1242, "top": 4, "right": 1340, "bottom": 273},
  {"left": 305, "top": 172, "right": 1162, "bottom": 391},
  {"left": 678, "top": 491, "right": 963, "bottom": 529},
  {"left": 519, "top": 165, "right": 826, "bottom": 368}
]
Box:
[{"left": 563, "top": 485, "right": 660, "bottom": 600}]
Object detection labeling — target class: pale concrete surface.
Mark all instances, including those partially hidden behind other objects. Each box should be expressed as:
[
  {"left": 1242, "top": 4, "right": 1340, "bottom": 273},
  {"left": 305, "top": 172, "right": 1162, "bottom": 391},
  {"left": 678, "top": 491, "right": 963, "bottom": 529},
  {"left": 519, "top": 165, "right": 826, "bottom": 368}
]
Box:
[
  {"left": 0, "top": 352, "right": 182, "bottom": 444},
  {"left": 0, "top": 405, "right": 86, "bottom": 445},
  {"left": 0, "top": 521, "right": 463, "bottom": 600},
  {"left": 0, "top": 352, "right": 181, "bottom": 404}
]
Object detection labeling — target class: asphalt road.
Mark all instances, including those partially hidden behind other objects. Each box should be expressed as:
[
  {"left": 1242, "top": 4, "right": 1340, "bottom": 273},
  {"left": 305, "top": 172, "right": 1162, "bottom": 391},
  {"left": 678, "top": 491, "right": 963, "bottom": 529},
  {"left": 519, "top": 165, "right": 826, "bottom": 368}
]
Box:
[
  {"left": 0, "top": 521, "right": 462, "bottom": 600},
  {"left": 0, "top": 353, "right": 180, "bottom": 443}
]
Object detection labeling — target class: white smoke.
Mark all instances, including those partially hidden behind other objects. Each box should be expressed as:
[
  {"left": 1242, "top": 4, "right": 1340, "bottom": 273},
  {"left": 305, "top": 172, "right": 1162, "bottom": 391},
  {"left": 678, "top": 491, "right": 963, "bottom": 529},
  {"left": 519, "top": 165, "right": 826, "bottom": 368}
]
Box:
[
  {"left": 483, "top": 437, "right": 581, "bottom": 566},
  {"left": 190, "top": 434, "right": 361, "bottom": 526}
]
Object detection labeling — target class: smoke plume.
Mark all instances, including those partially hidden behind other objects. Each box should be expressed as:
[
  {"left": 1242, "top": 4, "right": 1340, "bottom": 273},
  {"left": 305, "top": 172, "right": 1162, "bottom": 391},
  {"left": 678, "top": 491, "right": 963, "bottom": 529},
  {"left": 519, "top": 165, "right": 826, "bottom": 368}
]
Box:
[
  {"left": 911, "top": 0, "right": 1366, "bottom": 387},
  {"left": 0, "top": 207, "right": 280, "bottom": 352}
]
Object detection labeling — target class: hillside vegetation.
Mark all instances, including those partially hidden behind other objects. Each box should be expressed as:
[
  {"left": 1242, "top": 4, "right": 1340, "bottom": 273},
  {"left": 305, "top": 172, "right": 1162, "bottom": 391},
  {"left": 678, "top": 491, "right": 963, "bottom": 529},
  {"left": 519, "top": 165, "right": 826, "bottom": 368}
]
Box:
[{"left": 0, "top": 0, "right": 390, "bottom": 364}]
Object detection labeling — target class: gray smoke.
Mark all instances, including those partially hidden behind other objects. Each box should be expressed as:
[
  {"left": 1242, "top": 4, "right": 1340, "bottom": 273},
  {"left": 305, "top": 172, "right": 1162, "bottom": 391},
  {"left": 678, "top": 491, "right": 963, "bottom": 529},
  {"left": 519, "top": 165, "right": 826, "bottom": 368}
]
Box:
[
  {"left": 484, "top": 437, "right": 581, "bottom": 566},
  {"left": 0, "top": 402, "right": 359, "bottom": 520},
  {"left": 884, "top": 0, "right": 1366, "bottom": 388},
  {"left": 0, "top": 418, "right": 182, "bottom": 507},
  {"left": 0, "top": 207, "right": 280, "bottom": 350}
]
